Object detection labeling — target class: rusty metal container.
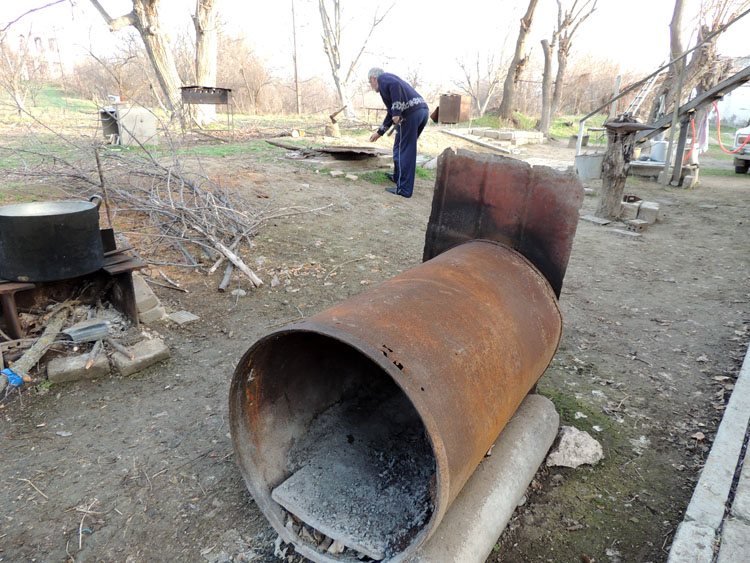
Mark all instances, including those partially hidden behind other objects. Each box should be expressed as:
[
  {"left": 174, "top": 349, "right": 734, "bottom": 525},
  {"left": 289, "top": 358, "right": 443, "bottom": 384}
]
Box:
[
  {"left": 438, "top": 94, "right": 471, "bottom": 124},
  {"left": 229, "top": 239, "right": 562, "bottom": 562}
]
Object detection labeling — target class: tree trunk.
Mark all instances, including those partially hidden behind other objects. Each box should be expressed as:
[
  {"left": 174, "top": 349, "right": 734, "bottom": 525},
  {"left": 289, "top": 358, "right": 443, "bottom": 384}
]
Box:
[
  {"left": 90, "top": 0, "right": 183, "bottom": 121},
  {"left": 498, "top": 0, "right": 539, "bottom": 120},
  {"left": 647, "top": 0, "right": 685, "bottom": 124},
  {"left": 551, "top": 42, "right": 569, "bottom": 120},
  {"left": 192, "top": 0, "right": 218, "bottom": 126},
  {"left": 538, "top": 39, "right": 554, "bottom": 135},
  {"left": 597, "top": 125, "right": 637, "bottom": 219}
]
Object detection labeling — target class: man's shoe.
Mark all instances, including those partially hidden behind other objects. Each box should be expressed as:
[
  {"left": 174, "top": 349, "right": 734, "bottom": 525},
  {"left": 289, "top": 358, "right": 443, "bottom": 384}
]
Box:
[
  {"left": 385, "top": 172, "right": 396, "bottom": 183},
  {"left": 385, "top": 187, "right": 399, "bottom": 195}
]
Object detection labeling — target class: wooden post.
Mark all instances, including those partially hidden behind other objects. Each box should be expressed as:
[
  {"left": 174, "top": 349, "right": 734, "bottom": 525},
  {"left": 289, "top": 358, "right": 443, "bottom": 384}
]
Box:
[{"left": 670, "top": 115, "right": 691, "bottom": 186}]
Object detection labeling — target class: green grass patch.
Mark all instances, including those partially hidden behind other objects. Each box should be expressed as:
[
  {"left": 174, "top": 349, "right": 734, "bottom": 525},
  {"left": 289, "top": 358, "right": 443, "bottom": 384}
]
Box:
[
  {"left": 359, "top": 171, "right": 391, "bottom": 185},
  {"left": 537, "top": 387, "right": 617, "bottom": 438},
  {"left": 701, "top": 167, "right": 739, "bottom": 176},
  {"left": 359, "top": 167, "right": 435, "bottom": 186},
  {"left": 174, "top": 140, "right": 283, "bottom": 158}
]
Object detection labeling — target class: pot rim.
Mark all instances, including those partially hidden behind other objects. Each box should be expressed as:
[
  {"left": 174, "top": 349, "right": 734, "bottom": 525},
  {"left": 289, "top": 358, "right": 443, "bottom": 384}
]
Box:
[{"left": 0, "top": 197, "right": 101, "bottom": 218}]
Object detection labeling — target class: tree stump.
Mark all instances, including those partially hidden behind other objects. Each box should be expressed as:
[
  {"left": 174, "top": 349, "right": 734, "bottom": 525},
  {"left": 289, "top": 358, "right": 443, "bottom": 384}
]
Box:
[{"left": 596, "top": 118, "right": 651, "bottom": 219}]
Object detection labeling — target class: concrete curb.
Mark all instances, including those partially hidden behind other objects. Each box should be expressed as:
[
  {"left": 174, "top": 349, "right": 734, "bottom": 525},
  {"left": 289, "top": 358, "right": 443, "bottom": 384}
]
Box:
[
  {"left": 668, "top": 340, "right": 750, "bottom": 562},
  {"left": 406, "top": 394, "right": 559, "bottom": 562}
]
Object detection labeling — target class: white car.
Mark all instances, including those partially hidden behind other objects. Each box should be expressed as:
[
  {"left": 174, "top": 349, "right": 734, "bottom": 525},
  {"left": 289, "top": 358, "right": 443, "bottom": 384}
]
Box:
[{"left": 734, "top": 126, "right": 750, "bottom": 174}]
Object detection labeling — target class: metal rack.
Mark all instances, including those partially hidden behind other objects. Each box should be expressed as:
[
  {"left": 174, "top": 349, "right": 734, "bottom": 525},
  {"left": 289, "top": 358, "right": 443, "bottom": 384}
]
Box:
[{"left": 180, "top": 86, "right": 234, "bottom": 137}]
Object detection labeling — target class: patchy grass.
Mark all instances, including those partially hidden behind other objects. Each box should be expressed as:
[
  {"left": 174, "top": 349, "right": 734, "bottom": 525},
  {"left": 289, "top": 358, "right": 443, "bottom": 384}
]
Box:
[
  {"left": 701, "top": 167, "right": 741, "bottom": 177},
  {"left": 359, "top": 166, "right": 435, "bottom": 186}
]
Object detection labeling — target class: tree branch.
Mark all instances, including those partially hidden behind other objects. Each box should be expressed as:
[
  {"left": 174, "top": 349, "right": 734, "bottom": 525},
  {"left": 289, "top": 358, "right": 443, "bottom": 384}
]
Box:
[{"left": 1, "top": 0, "right": 68, "bottom": 34}]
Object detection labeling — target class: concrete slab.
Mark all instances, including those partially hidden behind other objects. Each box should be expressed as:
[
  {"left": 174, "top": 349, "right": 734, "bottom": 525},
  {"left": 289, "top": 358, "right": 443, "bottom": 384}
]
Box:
[
  {"left": 667, "top": 521, "right": 716, "bottom": 563},
  {"left": 406, "top": 395, "right": 559, "bottom": 563},
  {"left": 47, "top": 354, "right": 110, "bottom": 384},
  {"left": 139, "top": 304, "right": 167, "bottom": 324},
  {"left": 668, "top": 341, "right": 750, "bottom": 561},
  {"left": 731, "top": 455, "right": 750, "bottom": 521},
  {"left": 580, "top": 215, "right": 611, "bottom": 225},
  {"left": 609, "top": 228, "right": 642, "bottom": 239},
  {"left": 112, "top": 338, "right": 170, "bottom": 376},
  {"left": 717, "top": 519, "right": 750, "bottom": 563},
  {"left": 132, "top": 274, "right": 159, "bottom": 313},
  {"left": 684, "top": 345, "right": 750, "bottom": 529}
]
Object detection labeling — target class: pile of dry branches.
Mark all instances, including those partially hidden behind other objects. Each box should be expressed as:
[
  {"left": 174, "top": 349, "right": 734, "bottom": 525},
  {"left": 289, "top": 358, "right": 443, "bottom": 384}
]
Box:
[{"left": 0, "top": 118, "right": 329, "bottom": 290}]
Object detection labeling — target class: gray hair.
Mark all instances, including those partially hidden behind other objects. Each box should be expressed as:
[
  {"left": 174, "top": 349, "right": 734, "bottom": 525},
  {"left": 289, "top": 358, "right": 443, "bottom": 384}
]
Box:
[{"left": 368, "top": 67, "right": 384, "bottom": 80}]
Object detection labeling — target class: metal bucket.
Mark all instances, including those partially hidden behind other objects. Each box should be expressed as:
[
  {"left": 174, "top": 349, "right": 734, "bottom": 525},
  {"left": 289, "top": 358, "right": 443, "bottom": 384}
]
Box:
[
  {"left": 229, "top": 240, "right": 562, "bottom": 562},
  {"left": 0, "top": 195, "right": 104, "bottom": 282}
]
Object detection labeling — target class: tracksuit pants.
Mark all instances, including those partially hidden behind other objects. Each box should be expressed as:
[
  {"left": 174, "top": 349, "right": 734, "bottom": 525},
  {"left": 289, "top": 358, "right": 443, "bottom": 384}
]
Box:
[{"left": 393, "top": 107, "right": 429, "bottom": 198}]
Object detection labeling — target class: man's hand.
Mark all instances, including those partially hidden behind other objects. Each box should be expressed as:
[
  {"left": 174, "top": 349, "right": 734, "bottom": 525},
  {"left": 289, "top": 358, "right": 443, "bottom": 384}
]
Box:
[
  {"left": 369, "top": 132, "right": 382, "bottom": 142},
  {"left": 392, "top": 116, "right": 402, "bottom": 125}
]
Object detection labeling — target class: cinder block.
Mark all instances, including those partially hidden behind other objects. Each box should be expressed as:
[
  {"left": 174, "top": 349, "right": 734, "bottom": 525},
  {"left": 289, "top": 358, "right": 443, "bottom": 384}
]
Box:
[
  {"left": 619, "top": 201, "right": 641, "bottom": 220},
  {"left": 683, "top": 174, "right": 699, "bottom": 188},
  {"left": 47, "top": 354, "right": 110, "bottom": 384},
  {"left": 132, "top": 274, "right": 159, "bottom": 313},
  {"left": 113, "top": 338, "right": 170, "bottom": 376},
  {"left": 139, "top": 304, "right": 167, "bottom": 325},
  {"left": 626, "top": 219, "right": 649, "bottom": 233},
  {"left": 482, "top": 130, "right": 500, "bottom": 139},
  {"left": 638, "top": 201, "right": 661, "bottom": 224},
  {"left": 329, "top": 170, "right": 344, "bottom": 177}
]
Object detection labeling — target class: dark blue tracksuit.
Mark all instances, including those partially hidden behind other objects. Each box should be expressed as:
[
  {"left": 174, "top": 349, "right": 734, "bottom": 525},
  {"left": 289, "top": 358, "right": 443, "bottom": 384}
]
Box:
[{"left": 376, "top": 73, "right": 429, "bottom": 198}]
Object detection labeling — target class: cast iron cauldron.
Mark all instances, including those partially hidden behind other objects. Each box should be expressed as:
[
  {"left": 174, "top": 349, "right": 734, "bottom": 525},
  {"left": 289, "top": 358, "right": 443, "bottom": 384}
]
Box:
[{"left": 0, "top": 195, "right": 104, "bottom": 282}]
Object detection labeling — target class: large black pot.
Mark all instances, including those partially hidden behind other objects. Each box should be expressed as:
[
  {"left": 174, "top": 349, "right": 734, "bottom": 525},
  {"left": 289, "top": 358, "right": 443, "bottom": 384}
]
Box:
[{"left": 0, "top": 195, "right": 105, "bottom": 282}]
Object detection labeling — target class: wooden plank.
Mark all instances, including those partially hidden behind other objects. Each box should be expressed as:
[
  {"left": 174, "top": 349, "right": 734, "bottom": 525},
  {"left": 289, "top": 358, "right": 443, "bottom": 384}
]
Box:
[
  {"left": 0, "top": 281, "right": 36, "bottom": 293},
  {"left": 440, "top": 129, "right": 511, "bottom": 154}
]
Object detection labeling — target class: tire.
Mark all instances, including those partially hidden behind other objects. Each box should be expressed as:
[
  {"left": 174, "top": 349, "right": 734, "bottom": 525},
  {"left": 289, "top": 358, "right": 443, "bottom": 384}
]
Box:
[
  {"left": 736, "top": 165, "right": 749, "bottom": 174},
  {"left": 734, "top": 159, "right": 749, "bottom": 174}
]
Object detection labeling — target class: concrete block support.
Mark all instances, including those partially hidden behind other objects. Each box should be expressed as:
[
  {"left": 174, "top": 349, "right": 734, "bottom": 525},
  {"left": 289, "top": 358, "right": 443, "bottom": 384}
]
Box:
[
  {"left": 638, "top": 201, "right": 661, "bottom": 224},
  {"left": 406, "top": 394, "right": 559, "bottom": 563},
  {"left": 133, "top": 274, "right": 159, "bottom": 313},
  {"left": 47, "top": 354, "right": 110, "bottom": 384},
  {"left": 619, "top": 201, "right": 641, "bottom": 220},
  {"left": 113, "top": 338, "right": 170, "bottom": 376}
]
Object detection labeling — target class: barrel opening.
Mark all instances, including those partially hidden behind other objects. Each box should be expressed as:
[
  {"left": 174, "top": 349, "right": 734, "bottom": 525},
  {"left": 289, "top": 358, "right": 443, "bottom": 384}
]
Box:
[{"left": 247, "top": 332, "right": 437, "bottom": 560}]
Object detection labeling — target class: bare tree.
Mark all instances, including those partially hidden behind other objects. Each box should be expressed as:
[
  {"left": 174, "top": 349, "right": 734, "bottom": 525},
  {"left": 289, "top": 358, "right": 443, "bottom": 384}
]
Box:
[
  {"left": 550, "top": 0, "right": 598, "bottom": 121},
  {"left": 0, "top": 29, "right": 45, "bottom": 113},
  {"left": 538, "top": 39, "right": 555, "bottom": 134},
  {"left": 455, "top": 53, "right": 506, "bottom": 117},
  {"left": 318, "top": 0, "right": 392, "bottom": 118},
  {"left": 498, "top": 0, "right": 539, "bottom": 121},
  {"left": 192, "top": 0, "right": 219, "bottom": 125},
  {"left": 648, "top": 0, "right": 750, "bottom": 124},
  {"left": 89, "top": 0, "right": 184, "bottom": 120}
]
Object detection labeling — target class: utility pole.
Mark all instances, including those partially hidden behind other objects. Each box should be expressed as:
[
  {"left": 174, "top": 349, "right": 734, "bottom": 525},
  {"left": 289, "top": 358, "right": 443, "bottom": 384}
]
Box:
[{"left": 291, "top": 0, "right": 301, "bottom": 115}]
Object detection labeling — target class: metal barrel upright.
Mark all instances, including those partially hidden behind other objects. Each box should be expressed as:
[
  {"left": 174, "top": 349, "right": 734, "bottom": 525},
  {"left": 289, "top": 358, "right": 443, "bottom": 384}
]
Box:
[{"left": 229, "top": 149, "right": 584, "bottom": 562}]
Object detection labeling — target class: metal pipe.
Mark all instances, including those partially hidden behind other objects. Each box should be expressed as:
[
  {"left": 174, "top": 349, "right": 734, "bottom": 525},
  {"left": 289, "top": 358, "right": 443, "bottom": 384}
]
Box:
[{"left": 229, "top": 240, "right": 562, "bottom": 562}]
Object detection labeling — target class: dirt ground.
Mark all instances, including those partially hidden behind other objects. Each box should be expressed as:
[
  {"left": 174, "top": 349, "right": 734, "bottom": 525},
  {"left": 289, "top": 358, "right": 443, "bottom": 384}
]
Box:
[{"left": 1, "top": 126, "right": 749, "bottom": 563}]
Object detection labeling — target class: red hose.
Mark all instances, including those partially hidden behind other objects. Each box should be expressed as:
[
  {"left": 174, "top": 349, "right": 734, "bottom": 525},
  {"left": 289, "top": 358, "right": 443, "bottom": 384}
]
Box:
[
  {"left": 682, "top": 118, "right": 696, "bottom": 163},
  {"left": 713, "top": 101, "right": 750, "bottom": 154}
]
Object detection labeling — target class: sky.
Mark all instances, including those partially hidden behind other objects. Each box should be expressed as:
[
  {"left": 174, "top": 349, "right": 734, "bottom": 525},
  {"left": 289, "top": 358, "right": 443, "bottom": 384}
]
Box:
[{"left": 1, "top": 0, "right": 748, "bottom": 91}]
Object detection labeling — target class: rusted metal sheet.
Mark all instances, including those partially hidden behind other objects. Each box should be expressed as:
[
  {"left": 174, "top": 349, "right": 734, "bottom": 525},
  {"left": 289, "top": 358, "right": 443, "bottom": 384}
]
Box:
[
  {"left": 423, "top": 148, "right": 584, "bottom": 296},
  {"left": 229, "top": 240, "right": 562, "bottom": 562}
]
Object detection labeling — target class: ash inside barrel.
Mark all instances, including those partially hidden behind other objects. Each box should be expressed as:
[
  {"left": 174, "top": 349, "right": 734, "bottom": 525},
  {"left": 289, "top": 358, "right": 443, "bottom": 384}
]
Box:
[{"left": 273, "top": 388, "right": 436, "bottom": 560}]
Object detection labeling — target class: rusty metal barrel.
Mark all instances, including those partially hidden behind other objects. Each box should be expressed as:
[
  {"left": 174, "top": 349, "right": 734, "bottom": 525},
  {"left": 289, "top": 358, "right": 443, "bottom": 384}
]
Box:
[{"left": 229, "top": 239, "right": 562, "bottom": 562}]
